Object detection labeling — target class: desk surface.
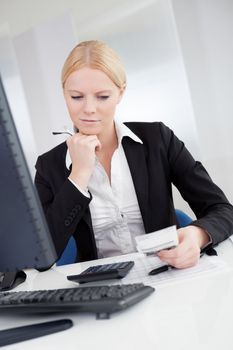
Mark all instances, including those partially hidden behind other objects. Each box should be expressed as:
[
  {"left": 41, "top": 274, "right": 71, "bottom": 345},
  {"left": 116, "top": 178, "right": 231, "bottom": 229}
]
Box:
[{"left": 1, "top": 239, "right": 233, "bottom": 350}]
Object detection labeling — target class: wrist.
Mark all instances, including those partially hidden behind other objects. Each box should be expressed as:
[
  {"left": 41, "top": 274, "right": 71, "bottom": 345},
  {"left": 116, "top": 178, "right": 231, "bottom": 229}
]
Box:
[
  {"left": 69, "top": 172, "right": 89, "bottom": 192},
  {"left": 192, "top": 226, "right": 210, "bottom": 248},
  {"left": 68, "top": 178, "right": 90, "bottom": 197}
]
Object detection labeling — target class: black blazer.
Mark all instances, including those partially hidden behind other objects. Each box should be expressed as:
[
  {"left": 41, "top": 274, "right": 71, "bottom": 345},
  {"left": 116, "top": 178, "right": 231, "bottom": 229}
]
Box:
[{"left": 35, "top": 122, "right": 233, "bottom": 262}]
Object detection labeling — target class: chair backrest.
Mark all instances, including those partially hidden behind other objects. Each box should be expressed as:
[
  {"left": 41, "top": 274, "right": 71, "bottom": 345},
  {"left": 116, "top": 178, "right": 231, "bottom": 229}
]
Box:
[
  {"left": 56, "top": 236, "right": 77, "bottom": 266},
  {"left": 175, "top": 209, "right": 192, "bottom": 227}
]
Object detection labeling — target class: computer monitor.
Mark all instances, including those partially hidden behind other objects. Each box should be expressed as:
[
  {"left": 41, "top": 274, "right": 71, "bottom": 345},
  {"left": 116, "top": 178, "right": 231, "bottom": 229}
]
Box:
[{"left": 0, "top": 75, "right": 57, "bottom": 272}]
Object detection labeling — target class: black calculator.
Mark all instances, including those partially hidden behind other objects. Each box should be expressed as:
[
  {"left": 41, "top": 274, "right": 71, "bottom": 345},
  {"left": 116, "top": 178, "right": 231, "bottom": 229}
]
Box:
[{"left": 67, "top": 261, "right": 134, "bottom": 284}]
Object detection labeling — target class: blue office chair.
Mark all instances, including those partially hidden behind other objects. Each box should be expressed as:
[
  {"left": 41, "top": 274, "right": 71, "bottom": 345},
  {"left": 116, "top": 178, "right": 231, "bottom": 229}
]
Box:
[
  {"left": 175, "top": 209, "right": 192, "bottom": 227},
  {"left": 56, "top": 209, "right": 192, "bottom": 266},
  {"left": 56, "top": 236, "right": 77, "bottom": 266}
]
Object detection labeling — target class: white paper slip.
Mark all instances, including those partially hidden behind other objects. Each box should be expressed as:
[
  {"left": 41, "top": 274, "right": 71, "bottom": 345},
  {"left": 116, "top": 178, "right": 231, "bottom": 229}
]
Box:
[{"left": 135, "top": 225, "right": 178, "bottom": 255}]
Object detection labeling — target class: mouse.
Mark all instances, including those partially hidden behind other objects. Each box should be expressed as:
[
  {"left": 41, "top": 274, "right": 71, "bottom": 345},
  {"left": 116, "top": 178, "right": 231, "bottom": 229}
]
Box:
[{"left": 0, "top": 271, "right": 27, "bottom": 291}]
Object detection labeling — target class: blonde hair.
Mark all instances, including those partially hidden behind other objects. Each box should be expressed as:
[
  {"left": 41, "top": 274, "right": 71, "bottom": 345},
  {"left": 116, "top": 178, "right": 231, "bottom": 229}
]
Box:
[{"left": 61, "top": 40, "right": 126, "bottom": 89}]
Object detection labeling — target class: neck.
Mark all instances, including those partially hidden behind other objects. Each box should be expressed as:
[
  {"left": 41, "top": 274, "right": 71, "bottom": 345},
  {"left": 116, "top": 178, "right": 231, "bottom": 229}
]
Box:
[
  {"left": 96, "top": 123, "right": 118, "bottom": 181},
  {"left": 97, "top": 123, "right": 118, "bottom": 154}
]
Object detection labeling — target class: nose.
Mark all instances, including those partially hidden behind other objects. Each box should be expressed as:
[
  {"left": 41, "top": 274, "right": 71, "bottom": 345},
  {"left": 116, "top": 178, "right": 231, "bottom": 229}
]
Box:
[{"left": 83, "top": 97, "right": 96, "bottom": 115}]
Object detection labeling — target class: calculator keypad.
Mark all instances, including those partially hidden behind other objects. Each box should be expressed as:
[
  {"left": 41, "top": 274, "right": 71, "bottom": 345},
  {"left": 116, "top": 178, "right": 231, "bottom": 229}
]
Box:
[{"left": 83, "top": 262, "right": 132, "bottom": 274}]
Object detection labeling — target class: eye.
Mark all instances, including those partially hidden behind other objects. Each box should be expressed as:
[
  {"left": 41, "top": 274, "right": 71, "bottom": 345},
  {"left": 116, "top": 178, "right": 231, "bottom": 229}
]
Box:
[
  {"left": 98, "top": 96, "right": 110, "bottom": 100},
  {"left": 71, "top": 96, "right": 83, "bottom": 100}
]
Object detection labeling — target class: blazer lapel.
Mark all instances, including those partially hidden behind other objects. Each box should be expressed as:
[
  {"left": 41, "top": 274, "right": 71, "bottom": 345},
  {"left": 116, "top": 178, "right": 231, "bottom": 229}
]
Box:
[{"left": 122, "top": 137, "right": 149, "bottom": 228}]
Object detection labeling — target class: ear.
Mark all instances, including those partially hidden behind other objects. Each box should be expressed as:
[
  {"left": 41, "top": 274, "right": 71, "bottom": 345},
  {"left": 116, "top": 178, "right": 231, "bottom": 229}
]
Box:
[{"left": 117, "top": 84, "right": 126, "bottom": 104}]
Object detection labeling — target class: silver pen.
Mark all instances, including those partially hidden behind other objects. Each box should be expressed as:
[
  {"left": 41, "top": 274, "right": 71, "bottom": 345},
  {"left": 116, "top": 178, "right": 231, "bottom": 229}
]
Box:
[{"left": 52, "top": 131, "right": 73, "bottom": 136}]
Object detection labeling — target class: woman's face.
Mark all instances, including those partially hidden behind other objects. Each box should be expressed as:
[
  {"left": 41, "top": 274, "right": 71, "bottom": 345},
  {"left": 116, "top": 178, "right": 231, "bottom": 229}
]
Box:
[{"left": 63, "top": 67, "right": 124, "bottom": 136}]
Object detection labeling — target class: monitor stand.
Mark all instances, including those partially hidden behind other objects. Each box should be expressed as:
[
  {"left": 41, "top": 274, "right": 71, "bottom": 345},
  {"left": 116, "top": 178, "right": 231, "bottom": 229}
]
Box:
[{"left": 0, "top": 271, "right": 26, "bottom": 291}]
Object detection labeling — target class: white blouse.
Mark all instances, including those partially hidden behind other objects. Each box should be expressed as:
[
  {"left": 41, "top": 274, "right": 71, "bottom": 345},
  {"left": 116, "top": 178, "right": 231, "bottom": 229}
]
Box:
[{"left": 66, "top": 122, "right": 146, "bottom": 258}]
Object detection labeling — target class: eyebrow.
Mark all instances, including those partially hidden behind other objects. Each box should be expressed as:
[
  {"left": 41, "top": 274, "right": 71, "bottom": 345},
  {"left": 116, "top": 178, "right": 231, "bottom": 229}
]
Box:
[{"left": 67, "top": 90, "right": 112, "bottom": 94}]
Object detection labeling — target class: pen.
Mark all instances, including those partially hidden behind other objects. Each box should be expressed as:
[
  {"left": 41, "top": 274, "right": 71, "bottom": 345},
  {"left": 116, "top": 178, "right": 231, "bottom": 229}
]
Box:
[
  {"left": 52, "top": 131, "right": 73, "bottom": 136},
  {"left": 148, "top": 253, "right": 205, "bottom": 276},
  {"left": 148, "top": 265, "right": 173, "bottom": 276}
]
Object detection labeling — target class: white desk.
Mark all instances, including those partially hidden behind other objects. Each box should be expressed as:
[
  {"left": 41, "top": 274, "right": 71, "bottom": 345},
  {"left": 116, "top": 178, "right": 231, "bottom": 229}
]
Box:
[{"left": 1, "top": 239, "right": 233, "bottom": 350}]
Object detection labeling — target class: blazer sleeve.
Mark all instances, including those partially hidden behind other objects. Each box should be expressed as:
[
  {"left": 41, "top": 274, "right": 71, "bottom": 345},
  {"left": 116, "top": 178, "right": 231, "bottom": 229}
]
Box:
[
  {"left": 159, "top": 122, "right": 233, "bottom": 247},
  {"left": 35, "top": 155, "right": 92, "bottom": 256}
]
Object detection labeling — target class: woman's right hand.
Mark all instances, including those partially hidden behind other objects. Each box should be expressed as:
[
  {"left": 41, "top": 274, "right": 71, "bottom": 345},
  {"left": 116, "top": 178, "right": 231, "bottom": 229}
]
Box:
[{"left": 67, "top": 133, "right": 101, "bottom": 190}]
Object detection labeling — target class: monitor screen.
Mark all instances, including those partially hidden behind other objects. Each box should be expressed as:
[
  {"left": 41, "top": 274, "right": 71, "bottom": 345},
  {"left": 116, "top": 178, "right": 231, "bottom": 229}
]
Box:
[{"left": 0, "top": 75, "right": 57, "bottom": 272}]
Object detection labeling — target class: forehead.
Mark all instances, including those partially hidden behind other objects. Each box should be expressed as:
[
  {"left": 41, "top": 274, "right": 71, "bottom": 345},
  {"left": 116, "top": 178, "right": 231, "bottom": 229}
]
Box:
[{"left": 64, "top": 67, "right": 117, "bottom": 91}]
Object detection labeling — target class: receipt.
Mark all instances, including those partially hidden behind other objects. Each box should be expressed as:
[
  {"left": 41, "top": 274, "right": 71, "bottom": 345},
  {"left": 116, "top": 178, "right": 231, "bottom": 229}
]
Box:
[{"left": 135, "top": 225, "right": 178, "bottom": 255}]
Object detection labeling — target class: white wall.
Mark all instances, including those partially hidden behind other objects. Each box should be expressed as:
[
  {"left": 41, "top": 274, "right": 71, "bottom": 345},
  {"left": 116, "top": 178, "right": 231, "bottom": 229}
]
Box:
[
  {"left": 172, "top": 0, "right": 233, "bottom": 203},
  {"left": 13, "top": 12, "right": 76, "bottom": 159},
  {"left": 91, "top": 0, "right": 200, "bottom": 157},
  {"left": 0, "top": 25, "right": 37, "bottom": 176}
]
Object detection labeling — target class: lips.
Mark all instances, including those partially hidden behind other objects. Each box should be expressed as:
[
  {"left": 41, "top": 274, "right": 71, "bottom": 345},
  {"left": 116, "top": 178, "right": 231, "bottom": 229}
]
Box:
[{"left": 79, "top": 119, "right": 101, "bottom": 122}]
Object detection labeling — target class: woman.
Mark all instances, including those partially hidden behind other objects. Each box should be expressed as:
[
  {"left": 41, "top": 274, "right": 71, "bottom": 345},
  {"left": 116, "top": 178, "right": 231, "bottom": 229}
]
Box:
[{"left": 35, "top": 40, "right": 233, "bottom": 268}]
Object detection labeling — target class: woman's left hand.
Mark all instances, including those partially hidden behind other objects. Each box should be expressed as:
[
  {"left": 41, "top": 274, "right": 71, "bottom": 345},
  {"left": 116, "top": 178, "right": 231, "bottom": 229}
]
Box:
[{"left": 157, "top": 226, "right": 210, "bottom": 268}]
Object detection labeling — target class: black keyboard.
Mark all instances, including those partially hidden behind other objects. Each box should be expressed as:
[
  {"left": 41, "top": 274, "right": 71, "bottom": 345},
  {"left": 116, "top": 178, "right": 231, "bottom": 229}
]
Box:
[{"left": 0, "top": 283, "right": 155, "bottom": 319}]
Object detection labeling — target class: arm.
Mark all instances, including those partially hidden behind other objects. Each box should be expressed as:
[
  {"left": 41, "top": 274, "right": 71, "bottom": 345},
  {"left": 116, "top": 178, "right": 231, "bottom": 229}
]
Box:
[
  {"left": 35, "top": 155, "right": 92, "bottom": 257},
  {"left": 157, "top": 123, "right": 233, "bottom": 267},
  {"left": 35, "top": 133, "right": 101, "bottom": 259}
]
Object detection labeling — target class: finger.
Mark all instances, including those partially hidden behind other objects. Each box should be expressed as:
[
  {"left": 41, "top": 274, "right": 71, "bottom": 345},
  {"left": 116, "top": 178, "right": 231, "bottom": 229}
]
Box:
[
  {"left": 66, "top": 135, "right": 72, "bottom": 143},
  {"left": 157, "top": 244, "right": 188, "bottom": 260},
  {"left": 87, "top": 138, "right": 102, "bottom": 150},
  {"left": 68, "top": 134, "right": 100, "bottom": 148},
  {"left": 171, "top": 254, "right": 200, "bottom": 268},
  {"left": 158, "top": 248, "right": 200, "bottom": 268},
  {"left": 95, "top": 139, "right": 102, "bottom": 151},
  {"left": 75, "top": 134, "right": 98, "bottom": 142}
]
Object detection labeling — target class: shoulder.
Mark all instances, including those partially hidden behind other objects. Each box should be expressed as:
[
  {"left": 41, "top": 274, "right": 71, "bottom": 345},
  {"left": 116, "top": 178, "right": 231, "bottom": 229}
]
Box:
[
  {"left": 123, "top": 121, "right": 174, "bottom": 145},
  {"left": 38, "top": 142, "right": 67, "bottom": 161},
  {"left": 35, "top": 142, "right": 67, "bottom": 170}
]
